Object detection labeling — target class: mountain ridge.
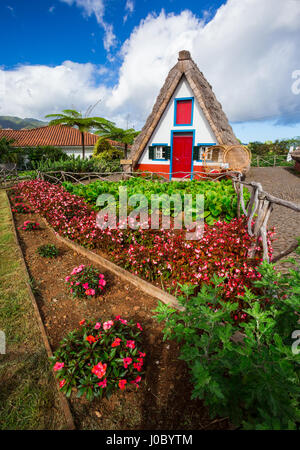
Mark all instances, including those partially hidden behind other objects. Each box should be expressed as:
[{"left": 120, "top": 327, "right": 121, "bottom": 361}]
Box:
[{"left": 0, "top": 116, "right": 48, "bottom": 130}]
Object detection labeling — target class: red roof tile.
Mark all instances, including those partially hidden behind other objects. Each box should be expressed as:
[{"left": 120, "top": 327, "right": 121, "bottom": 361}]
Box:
[{"left": 0, "top": 125, "right": 125, "bottom": 148}]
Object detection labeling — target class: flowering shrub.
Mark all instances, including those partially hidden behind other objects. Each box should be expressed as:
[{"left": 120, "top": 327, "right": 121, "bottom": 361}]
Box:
[
  {"left": 15, "top": 180, "right": 274, "bottom": 315},
  {"left": 51, "top": 317, "right": 145, "bottom": 400},
  {"left": 37, "top": 243, "right": 59, "bottom": 258},
  {"left": 65, "top": 265, "right": 106, "bottom": 298},
  {"left": 155, "top": 260, "right": 300, "bottom": 430},
  {"left": 19, "top": 220, "right": 40, "bottom": 231},
  {"left": 11, "top": 203, "right": 31, "bottom": 213}
]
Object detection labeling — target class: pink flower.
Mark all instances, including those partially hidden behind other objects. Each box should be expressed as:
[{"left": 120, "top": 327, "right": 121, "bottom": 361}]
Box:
[
  {"left": 126, "top": 340, "right": 135, "bottom": 349},
  {"left": 53, "top": 362, "right": 64, "bottom": 371},
  {"left": 123, "top": 357, "right": 132, "bottom": 369},
  {"left": 130, "top": 376, "right": 141, "bottom": 388},
  {"left": 92, "top": 362, "right": 107, "bottom": 379},
  {"left": 82, "top": 283, "right": 89, "bottom": 289},
  {"left": 98, "top": 378, "right": 107, "bottom": 388},
  {"left": 85, "top": 288, "right": 95, "bottom": 296},
  {"left": 94, "top": 322, "right": 101, "bottom": 330},
  {"left": 103, "top": 320, "right": 114, "bottom": 330},
  {"left": 65, "top": 276, "right": 71, "bottom": 282},
  {"left": 136, "top": 323, "right": 143, "bottom": 331}
]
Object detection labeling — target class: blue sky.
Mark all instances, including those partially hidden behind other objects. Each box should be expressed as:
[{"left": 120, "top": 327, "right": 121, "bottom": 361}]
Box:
[{"left": 1, "top": 0, "right": 300, "bottom": 143}]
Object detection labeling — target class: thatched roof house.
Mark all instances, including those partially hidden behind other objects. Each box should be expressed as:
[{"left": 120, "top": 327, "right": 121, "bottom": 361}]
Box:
[{"left": 125, "top": 50, "right": 250, "bottom": 179}]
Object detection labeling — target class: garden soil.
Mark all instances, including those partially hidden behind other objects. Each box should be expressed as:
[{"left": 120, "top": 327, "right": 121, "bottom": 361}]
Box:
[{"left": 12, "top": 207, "right": 230, "bottom": 431}]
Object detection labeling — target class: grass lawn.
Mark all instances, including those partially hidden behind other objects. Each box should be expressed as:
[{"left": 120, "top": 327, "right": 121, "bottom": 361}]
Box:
[{"left": 0, "top": 189, "right": 64, "bottom": 430}]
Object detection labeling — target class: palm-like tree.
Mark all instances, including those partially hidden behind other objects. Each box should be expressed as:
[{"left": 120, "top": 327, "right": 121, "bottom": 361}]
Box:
[
  {"left": 45, "top": 109, "right": 114, "bottom": 159},
  {"left": 95, "top": 126, "right": 139, "bottom": 159}
]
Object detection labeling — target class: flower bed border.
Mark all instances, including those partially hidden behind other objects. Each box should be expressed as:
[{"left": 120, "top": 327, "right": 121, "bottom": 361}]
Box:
[{"left": 5, "top": 190, "right": 75, "bottom": 430}]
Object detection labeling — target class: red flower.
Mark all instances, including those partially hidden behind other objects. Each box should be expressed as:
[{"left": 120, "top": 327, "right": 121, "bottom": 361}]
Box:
[
  {"left": 111, "top": 337, "right": 122, "bottom": 348},
  {"left": 86, "top": 335, "right": 96, "bottom": 344},
  {"left": 118, "top": 379, "right": 127, "bottom": 390},
  {"left": 79, "top": 319, "right": 86, "bottom": 326},
  {"left": 59, "top": 379, "right": 66, "bottom": 389}
]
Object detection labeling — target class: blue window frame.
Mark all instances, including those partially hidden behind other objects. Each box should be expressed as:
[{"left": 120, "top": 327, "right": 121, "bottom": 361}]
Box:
[
  {"left": 194, "top": 143, "right": 216, "bottom": 162},
  {"left": 151, "top": 143, "right": 169, "bottom": 161},
  {"left": 173, "top": 97, "right": 194, "bottom": 127}
]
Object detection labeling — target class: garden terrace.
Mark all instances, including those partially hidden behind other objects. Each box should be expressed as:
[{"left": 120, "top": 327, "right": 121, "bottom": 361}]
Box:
[
  {"left": 7, "top": 190, "right": 232, "bottom": 430},
  {"left": 13, "top": 179, "right": 271, "bottom": 320}
]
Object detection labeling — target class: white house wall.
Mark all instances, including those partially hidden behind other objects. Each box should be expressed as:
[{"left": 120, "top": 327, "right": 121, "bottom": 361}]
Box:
[
  {"left": 63, "top": 146, "right": 94, "bottom": 159},
  {"left": 138, "top": 76, "right": 217, "bottom": 165}
]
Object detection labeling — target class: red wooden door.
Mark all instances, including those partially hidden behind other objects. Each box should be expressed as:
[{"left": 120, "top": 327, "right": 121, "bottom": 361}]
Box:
[{"left": 171, "top": 133, "right": 193, "bottom": 178}]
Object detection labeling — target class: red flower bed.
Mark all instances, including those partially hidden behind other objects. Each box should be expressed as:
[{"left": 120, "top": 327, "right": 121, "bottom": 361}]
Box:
[{"left": 14, "top": 180, "right": 274, "bottom": 318}]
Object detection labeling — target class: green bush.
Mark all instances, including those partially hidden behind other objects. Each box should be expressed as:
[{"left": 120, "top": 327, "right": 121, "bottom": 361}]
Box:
[
  {"left": 26, "top": 146, "right": 68, "bottom": 166},
  {"left": 0, "top": 137, "right": 18, "bottom": 164},
  {"left": 154, "top": 258, "right": 300, "bottom": 430},
  {"left": 35, "top": 155, "right": 99, "bottom": 173},
  {"left": 51, "top": 317, "right": 145, "bottom": 400},
  {"left": 93, "top": 139, "right": 123, "bottom": 173},
  {"left": 37, "top": 244, "right": 59, "bottom": 258}
]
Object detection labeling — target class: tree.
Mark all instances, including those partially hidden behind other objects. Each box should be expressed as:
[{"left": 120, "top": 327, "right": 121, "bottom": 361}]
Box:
[
  {"left": 95, "top": 126, "right": 139, "bottom": 159},
  {"left": 45, "top": 109, "right": 114, "bottom": 159},
  {"left": 0, "top": 137, "right": 18, "bottom": 164}
]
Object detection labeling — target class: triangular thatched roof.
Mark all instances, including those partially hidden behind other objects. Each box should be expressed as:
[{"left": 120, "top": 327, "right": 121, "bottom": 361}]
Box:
[{"left": 129, "top": 50, "right": 239, "bottom": 167}]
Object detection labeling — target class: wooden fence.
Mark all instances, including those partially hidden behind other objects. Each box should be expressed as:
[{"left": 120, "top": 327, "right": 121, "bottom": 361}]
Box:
[
  {"left": 251, "top": 154, "right": 293, "bottom": 167},
  {"left": 233, "top": 177, "right": 300, "bottom": 263}
]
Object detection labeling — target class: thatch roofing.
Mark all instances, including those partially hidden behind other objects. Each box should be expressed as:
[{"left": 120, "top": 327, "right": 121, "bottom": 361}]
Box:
[
  {"left": 291, "top": 147, "right": 300, "bottom": 163},
  {"left": 129, "top": 50, "right": 240, "bottom": 168}
]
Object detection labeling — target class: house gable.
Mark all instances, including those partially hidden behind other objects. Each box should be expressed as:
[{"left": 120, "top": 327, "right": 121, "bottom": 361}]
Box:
[
  {"left": 129, "top": 50, "right": 239, "bottom": 171},
  {"left": 137, "top": 75, "right": 217, "bottom": 167}
]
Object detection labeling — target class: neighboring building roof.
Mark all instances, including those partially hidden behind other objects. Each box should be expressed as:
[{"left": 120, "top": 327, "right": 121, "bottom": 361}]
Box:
[
  {"left": 0, "top": 125, "right": 126, "bottom": 148},
  {"left": 129, "top": 50, "right": 240, "bottom": 167}
]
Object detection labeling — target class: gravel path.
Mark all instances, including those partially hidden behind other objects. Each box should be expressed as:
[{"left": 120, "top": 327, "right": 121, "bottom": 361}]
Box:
[{"left": 245, "top": 167, "right": 300, "bottom": 267}]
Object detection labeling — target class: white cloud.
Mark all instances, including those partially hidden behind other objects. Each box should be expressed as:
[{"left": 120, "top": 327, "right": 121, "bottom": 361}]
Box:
[
  {"left": 1, "top": 0, "right": 300, "bottom": 135},
  {"left": 0, "top": 62, "right": 110, "bottom": 120},
  {"left": 60, "top": 0, "right": 116, "bottom": 51},
  {"left": 49, "top": 6, "right": 55, "bottom": 13},
  {"left": 109, "top": 0, "right": 300, "bottom": 126},
  {"left": 124, "top": 0, "right": 134, "bottom": 23}
]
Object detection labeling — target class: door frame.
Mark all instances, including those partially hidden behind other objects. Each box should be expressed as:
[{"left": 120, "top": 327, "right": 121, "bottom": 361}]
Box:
[{"left": 169, "top": 129, "right": 195, "bottom": 181}]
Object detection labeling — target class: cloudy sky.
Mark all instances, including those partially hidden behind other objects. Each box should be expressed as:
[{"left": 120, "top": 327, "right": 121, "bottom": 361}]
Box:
[{"left": 0, "top": 0, "right": 300, "bottom": 142}]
